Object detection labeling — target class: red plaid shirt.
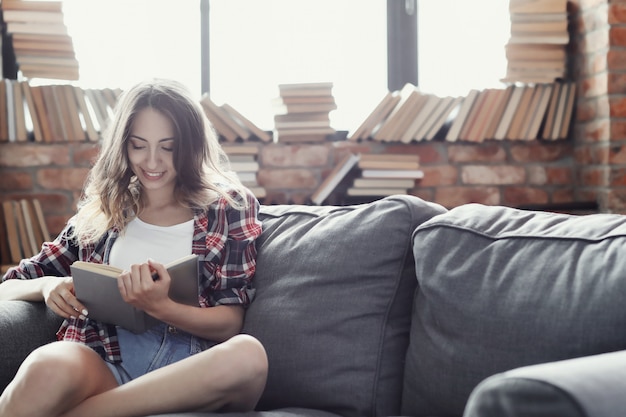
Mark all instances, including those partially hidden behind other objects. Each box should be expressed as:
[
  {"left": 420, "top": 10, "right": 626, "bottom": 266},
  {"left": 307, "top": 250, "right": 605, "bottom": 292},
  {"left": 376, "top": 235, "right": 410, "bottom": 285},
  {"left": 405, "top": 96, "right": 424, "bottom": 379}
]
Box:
[{"left": 2, "top": 189, "right": 261, "bottom": 363}]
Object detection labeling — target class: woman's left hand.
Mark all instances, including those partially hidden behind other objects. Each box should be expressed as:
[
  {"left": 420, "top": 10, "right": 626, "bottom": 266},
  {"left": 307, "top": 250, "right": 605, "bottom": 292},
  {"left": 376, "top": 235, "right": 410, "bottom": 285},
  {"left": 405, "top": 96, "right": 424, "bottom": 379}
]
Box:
[{"left": 118, "top": 259, "right": 172, "bottom": 314}]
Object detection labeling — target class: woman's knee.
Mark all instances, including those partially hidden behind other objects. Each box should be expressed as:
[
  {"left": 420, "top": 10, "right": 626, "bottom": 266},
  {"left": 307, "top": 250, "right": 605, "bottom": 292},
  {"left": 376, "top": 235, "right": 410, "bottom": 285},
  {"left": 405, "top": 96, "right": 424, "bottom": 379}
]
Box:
[{"left": 224, "top": 334, "right": 268, "bottom": 382}]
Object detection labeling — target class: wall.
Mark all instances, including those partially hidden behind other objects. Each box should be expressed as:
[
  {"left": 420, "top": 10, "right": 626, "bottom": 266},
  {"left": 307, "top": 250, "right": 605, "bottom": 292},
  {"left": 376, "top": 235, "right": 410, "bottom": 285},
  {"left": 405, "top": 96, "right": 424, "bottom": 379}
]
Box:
[{"left": 1, "top": 0, "right": 624, "bottom": 236}]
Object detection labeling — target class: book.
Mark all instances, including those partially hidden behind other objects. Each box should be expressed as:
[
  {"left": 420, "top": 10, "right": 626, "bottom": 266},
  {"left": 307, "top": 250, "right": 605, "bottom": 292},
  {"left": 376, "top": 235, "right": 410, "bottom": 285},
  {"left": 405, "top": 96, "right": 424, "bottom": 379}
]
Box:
[
  {"left": 0, "top": 80, "right": 7, "bottom": 141},
  {"left": 220, "top": 103, "right": 272, "bottom": 142},
  {"left": 458, "top": 89, "right": 490, "bottom": 140},
  {"left": 21, "top": 82, "right": 44, "bottom": 142},
  {"left": 358, "top": 159, "right": 420, "bottom": 170},
  {"left": 71, "top": 254, "right": 200, "bottom": 333},
  {"left": 2, "top": 201, "right": 23, "bottom": 263},
  {"left": 523, "top": 83, "right": 554, "bottom": 140},
  {"left": 557, "top": 82, "right": 576, "bottom": 139},
  {"left": 493, "top": 85, "right": 525, "bottom": 140},
  {"left": 12, "top": 81, "right": 28, "bottom": 141},
  {"left": 360, "top": 169, "right": 424, "bottom": 179},
  {"left": 352, "top": 178, "right": 416, "bottom": 189},
  {"left": 72, "top": 86, "right": 99, "bottom": 141},
  {"left": 507, "top": 84, "right": 539, "bottom": 140},
  {"left": 346, "top": 187, "right": 410, "bottom": 197},
  {"left": 483, "top": 85, "right": 515, "bottom": 140},
  {"left": 348, "top": 91, "right": 401, "bottom": 141},
  {"left": 402, "top": 94, "right": 441, "bottom": 143},
  {"left": 445, "top": 89, "right": 480, "bottom": 142},
  {"left": 424, "top": 96, "right": 462, "bottom": 141},
  {"left": 373, "top": 83, "right": 417, "bottom": 141},
  {"left": 509, "top": 0, "right": 568, "bottom": 14},
  {"left": 541, "top": 82, "right": 563, "bottom": 140},
  {"left": 310, "top": 153, "right": 360, "bottom": 205}
]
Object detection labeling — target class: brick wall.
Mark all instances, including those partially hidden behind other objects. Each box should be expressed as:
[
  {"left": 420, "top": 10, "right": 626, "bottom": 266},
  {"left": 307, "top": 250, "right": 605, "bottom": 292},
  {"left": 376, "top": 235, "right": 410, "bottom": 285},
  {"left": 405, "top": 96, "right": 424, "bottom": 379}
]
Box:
[{"left": 1, "top": 0, "right": 625, "bottom": 236}]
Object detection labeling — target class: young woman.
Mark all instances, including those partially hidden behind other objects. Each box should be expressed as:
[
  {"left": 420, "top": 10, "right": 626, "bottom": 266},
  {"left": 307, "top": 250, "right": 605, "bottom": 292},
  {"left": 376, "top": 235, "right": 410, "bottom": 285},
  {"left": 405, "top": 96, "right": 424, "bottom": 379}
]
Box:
[{"left": 0, "top": 79, "right": 267, "bottom": 417}]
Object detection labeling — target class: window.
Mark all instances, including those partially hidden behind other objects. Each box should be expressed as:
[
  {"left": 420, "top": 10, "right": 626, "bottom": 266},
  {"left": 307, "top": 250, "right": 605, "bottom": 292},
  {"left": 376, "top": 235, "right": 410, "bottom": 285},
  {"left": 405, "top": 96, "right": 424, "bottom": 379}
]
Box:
[
  {"left": 63, "top": 0, "right": 201, "bottom": 92},
  {"left": 417, "top": 0, "right": 510, "bottom": 97},
  {"left": 208, "top": 0, "right": 387, "bottom": 131}
]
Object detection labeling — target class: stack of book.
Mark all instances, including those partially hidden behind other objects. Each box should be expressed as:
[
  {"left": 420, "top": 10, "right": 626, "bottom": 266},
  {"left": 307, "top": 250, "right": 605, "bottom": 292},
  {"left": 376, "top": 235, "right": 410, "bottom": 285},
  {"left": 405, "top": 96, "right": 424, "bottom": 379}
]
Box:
[
  {"left": 503, "top": 0, "right": 569, "bottom": 83},
  {"left": 0, "top": 80, "right": 118, "bottom": 143},
  {"left": 1, "top": 0, "right": 79, "bottom": 80},
  {"left": 272, "top": 82, "right": 337, "bottom": 143},
  {"left": 200, "top": 94, "right": 271, "bottom": 143},
  {"left": 347, "top": 153, "right": 423, "bottom": 197},
  {"left": 222, "top": 144, "right": 266, "bottom": 199},
  {"left": 348, "top": 79, "right": 576, "bottom": 143}
]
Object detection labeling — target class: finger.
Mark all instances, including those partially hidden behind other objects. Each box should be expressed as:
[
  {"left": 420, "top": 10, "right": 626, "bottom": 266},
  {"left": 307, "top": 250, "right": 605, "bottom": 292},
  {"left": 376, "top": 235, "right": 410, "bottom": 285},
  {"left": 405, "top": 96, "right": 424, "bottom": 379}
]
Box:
[
  {"left": 138, "top": 263, "right": 155, "bottom": 288},
  {"left": 118, "top": 270, "right": 131, "bottom": 301},
  {"left": 147, "top": 259, "right": 169, "bottom": 283},
  {"left": 59, "top": 287, "right": 88, "bottom": 317}
]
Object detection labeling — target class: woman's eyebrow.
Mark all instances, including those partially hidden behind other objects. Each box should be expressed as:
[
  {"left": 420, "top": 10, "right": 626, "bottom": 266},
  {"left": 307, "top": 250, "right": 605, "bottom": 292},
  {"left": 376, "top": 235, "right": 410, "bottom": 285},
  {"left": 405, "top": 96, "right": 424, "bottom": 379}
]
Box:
[{"left": 129, "top": 135, "right": 175, "bottom": 143}]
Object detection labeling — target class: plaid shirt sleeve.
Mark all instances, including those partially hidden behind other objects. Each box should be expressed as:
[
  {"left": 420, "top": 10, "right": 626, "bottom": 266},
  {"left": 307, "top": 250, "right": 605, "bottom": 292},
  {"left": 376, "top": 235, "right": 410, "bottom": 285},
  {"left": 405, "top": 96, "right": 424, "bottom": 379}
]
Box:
[
  {"left": 196, "top": 188, "right": 262, "bottom": 308},
  {"left": 2, "top": 220, "right": 81, "bottom": 282}
]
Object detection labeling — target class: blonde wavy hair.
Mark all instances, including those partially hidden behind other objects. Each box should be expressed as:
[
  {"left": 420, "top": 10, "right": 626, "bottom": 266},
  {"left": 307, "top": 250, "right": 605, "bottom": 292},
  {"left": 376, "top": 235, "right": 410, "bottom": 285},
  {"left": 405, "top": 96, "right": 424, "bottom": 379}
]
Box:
[{"left": 71, "top": 79, "right": 246, "bottom": 244}]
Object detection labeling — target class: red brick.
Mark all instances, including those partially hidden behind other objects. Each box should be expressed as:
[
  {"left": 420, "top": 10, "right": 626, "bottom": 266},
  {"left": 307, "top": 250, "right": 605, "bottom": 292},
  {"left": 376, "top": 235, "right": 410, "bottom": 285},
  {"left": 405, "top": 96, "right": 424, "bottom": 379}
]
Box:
[
  {"left": 609, "top": 3, "right": 626, "bottom": 24},
  {"left": 0, "top": 144, "right": 70, "bottom": 168},
  {"left": 257, "top": 168, "right": 318, "bottom": 190},
  {"left": 393, "top": 142, "right": 446, "bottom": 165},
  {"left": 577, "top": 118, "right": 611, "bottom": 142},
  {"left": 609, "top": 96, "right": 626, "bottom": 117},
  {"left": 46, "top": 214, "right": 71, "bottom": 237},
  {"left": 419, "top": 166, "right": 458, "bottom": 187},
  {"left": 574, "top": 145, "right": 608, "bottom": 165},
  {"left": 37, "top": 168, "right": 90, "bottom": 191},
  {"left": 609, "top": 166, "right": 626, "bottom": 185},
  {"left": 609, "top": 119, "right": 626, "bottom": 140},
  {"left": 580, "top": 73, "right": 608, "bottom": 99},
  {"left": 448, "top": 144, "right": 506, "bottom": 163},
  {"left": 528, "top": 166, "right": 574, "bottom": 185},
  {"left": 503, "top": 187, "right": 549, "bottom": 207},
  {"left": 261, "top": 144, "right": 329, "bottom": 168},
  {"left": 579, "top": 166, "right": 608, "bottom": 186},
  {"left": 73, "top": 143, "right": 100, "bottom": 166},
  {"left": 552, "top": 188, "right": 576, "bottom": 204},
  {"left": 607, "top": 49, "right": 626, "bottom": 71},
  {"left": 608, "top": 143, "right": 626, "bottom": 163},
  {"left": 0, "top": 171, "right": 33, "bottom": 191},
  {"left": 434, "top": 186, "right": 500, "bottom": 208},
  {"left": 610, "top": 26, "right": 626, "bottom": 47},
  {"left": 461, "top": 165, "right": 526, "bottom": 185},
  {"left": 408, "top": 188, "right": 435, "bottom": 203},
  {"left": 510, "top": 142, "right": 571, "bottom": 162},
  {"left": 608, "top": 73, "right": 626, "bottom": 95}
]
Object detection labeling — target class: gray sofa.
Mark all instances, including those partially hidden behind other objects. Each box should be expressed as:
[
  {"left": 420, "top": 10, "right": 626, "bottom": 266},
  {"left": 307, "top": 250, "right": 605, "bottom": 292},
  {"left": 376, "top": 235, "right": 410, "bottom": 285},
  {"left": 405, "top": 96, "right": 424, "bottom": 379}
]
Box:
[{"left": 2, "top": 195, "right": 626, "bottom": 417}]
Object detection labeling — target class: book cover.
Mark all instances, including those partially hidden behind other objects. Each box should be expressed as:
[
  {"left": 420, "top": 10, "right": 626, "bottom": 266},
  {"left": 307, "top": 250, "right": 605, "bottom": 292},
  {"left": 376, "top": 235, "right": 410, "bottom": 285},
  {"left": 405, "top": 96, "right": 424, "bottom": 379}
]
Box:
[
  {"left": 310, "top": 153, "right": 360, "bottom": 205},
  {"left": 72, "top": 254, "right": 199, "bottom": 333}
]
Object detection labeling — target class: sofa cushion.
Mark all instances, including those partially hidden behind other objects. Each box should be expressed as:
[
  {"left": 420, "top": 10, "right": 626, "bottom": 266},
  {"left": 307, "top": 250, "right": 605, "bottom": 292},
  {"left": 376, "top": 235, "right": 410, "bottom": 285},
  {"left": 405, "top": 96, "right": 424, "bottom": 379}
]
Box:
[
  {"left": 0, "top": 301, "right": 62, "bottom": 392},
  {"left": 244, "top": 195, "right": 446, "bottom": 417},
  {"left": 403, "top": 204, "right": 626, "bottom": 417}
]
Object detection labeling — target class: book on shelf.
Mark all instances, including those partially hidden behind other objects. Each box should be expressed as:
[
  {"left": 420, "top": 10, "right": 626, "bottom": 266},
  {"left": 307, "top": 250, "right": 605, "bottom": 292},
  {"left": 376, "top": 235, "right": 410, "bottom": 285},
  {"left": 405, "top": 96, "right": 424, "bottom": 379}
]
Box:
[
  {"left": 401, "top": 94, "right": 441, "bottom": 143},
  {"left": 381, "top": 91, "right": 427, "bottom": 142},
  {"left": 348, "top": 90, "right": 401, "bottom": 141},
  {"left": 12, "top": 80, "right": 28, "bottom": 141},
  {"left": 541, "top": 82, "right": 563, "bottom": 140},
  {"left": 352, "top": 178, "right": 416, "bottom": 189},
  {"left": 230, "top": 161, "right": 259, "bottom": 172},
  {"left": 20, "top": 82, "right": 43, "bottom": 142},
  {"left": 220, "top": 103, "right": 272, "bottom": 142},
  {"left": 1, "top": 0, "right": 64, "bottom": 12},
  {"left": 0, "top": 81, "right": 7, "bottom": 141},
  {"left": 523, "top": 83, "right": 554, "bottom": 140},
  {"left": 424, "top": 96, "right": 463, "bottom": 141},
  {"left": 493, "top": 85, "right": 525, "bottom": 140},
  {"left": 222, "top": 144, "right": 260, "bottom": 156},
  {"left": 72, "top": 86, "right": 99, "bottom": 142},
  {"left": 346, "top": 187, "right": 410, "bottom": 197},
  {"left": 445, "top": 89, "right": 480, "bottom": 142},
  {"left": 458, "top": 89, "right": 490, "bottom": 141},
  {"left": 71, "top": 254, "right": 199, "bottom": 333},
  {"left": 509, "top": 0, "right": 568, "bottom": 14},
  {"left": 277, "top": 82, "right": 333, "bottom": 97},
  {"left": 2, "top": 200, "right": 23, "bottom": 263},
  {"left": 200, "top": 94, "right": 242, "bottom": 142},
  {"left": 557, "top": 82, "right": 576, "bottom": 139},
  {"left": 357, "top": 155, "right": 420, "bottom": 171},
  {"left": 373, "top": 83, "right": 417, "bottom": 141},
  {"left": 360, "top": 169, "right": 424, "bottom": 179},
  {"left": 310, "top": 153, "right": 360, "bottom": 205},
  {"left": 465, "top": 89, "right": 500, "bottom": 142},
  {"left": 506, "top": 84, "right": 537, "bottom": 140}
]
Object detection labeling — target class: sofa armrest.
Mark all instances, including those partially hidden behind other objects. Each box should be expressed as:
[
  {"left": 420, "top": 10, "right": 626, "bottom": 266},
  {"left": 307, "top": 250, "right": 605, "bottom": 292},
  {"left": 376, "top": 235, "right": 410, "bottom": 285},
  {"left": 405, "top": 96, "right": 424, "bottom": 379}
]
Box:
[
  {"left": 464, "top": 350, "right": 626, "bottom": 417},
  {"left": 0, "top": 300, "right": 62, "bottom": 393}
]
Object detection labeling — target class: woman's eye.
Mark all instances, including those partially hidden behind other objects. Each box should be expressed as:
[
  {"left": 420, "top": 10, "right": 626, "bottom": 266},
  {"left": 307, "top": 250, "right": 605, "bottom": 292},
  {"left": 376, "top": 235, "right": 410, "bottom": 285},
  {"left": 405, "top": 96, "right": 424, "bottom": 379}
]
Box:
[
  {"left": 131, "top": 144, "right": 145, "bottom": 150},
  {"left": 162, "top": 146, "right": 174, "bottom": 152}
]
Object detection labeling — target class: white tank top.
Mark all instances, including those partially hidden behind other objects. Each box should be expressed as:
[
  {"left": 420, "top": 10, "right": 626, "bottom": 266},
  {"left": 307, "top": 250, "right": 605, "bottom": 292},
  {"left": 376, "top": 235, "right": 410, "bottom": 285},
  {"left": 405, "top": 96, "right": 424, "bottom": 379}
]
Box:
[{"left": 109, "top": 217, "right": 194, "bottom": 270}]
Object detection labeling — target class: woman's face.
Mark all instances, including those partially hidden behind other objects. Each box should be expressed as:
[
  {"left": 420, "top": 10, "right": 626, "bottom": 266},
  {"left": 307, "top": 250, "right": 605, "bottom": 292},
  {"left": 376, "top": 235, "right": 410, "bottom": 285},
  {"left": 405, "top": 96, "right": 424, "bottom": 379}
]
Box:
[{"left": 126, "top": 107, "right": 178, "bottom": 198}]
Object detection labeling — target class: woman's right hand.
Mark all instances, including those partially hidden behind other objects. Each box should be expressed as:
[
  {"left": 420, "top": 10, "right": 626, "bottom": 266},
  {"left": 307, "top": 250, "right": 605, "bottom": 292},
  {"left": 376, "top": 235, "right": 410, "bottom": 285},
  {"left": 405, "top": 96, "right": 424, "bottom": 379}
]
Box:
[{"left": 41, "top": 277, "right": 88, "bottom": 320}]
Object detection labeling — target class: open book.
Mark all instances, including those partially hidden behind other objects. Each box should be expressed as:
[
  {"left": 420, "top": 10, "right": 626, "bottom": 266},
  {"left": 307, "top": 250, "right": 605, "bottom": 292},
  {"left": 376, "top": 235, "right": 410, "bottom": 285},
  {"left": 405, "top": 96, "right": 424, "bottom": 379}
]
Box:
[{"left": 71, "top": 254, "right": 199, "bottom": 333}]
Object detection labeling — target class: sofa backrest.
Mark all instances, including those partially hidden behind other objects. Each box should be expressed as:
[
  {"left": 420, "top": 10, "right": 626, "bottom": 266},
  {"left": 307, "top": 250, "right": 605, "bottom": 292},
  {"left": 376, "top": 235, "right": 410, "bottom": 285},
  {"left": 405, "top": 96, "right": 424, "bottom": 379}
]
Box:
[
  {"left": 403, "top": 204, "right": 626, "bottom": 416},
  {"left": 244, "top": 195, "right": 446, "bottom": 417}
]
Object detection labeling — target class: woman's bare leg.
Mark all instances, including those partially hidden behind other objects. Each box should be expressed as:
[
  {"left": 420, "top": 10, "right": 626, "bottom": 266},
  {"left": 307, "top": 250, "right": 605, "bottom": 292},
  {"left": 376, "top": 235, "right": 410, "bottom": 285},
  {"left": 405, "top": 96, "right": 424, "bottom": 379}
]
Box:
[
  {"left": 0, "top": 341, "right": 119, "bottom": 417},
  {"left": 61, "top": 334, "right": 268, "bottom": 417}
]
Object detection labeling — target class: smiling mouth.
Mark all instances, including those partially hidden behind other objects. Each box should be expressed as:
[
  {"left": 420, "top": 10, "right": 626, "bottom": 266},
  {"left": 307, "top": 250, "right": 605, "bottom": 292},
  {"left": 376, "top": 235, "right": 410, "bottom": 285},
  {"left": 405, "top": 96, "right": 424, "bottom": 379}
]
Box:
[{"left": 143, "top": 169, "right": 165, "bottom": 179}]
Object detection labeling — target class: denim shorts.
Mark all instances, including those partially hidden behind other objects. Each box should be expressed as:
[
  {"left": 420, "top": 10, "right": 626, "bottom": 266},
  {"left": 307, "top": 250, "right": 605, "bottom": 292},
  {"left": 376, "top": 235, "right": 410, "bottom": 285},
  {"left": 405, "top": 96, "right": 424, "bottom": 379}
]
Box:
[{"left": 105, "top": 322, "right": 218, "bottom": 385}]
